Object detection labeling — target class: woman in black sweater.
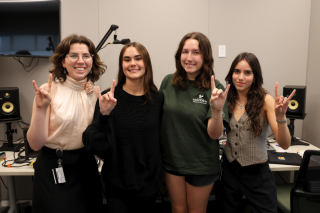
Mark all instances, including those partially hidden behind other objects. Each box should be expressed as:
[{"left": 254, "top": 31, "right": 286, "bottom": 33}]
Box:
[{"left": 83, "top": 42, "right": 163, "bottom": 213}]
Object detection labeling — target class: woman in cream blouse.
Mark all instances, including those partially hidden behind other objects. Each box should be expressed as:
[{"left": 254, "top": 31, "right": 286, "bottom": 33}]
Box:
[{"left": 27, "top": 34, "right": 106, "bottom": 213}]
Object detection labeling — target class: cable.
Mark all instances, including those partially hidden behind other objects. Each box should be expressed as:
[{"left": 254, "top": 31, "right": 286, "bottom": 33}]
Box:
[
  {"left": 2, "top": 141, "right": 35, "bottom": 168},
  {"left": 0, "top": 177, "right": 8, "bottom": 190},
  {"left": 276, "top": 171, "right": 287, "bottom": 184},
  {"left": 16, "top": 122, "right": 24, "bottom": 131},
  {"left": 19, "top": 120, "right": 30, "bottom": 126},
  {"left": 2, "top": 158, "right": 33, "bottom": 168},
  {"left": 16, "top": 199, "right": 21, "bottom": 213},
  {"left": 13, "top": 57, "right": 39, "bottom": 72},
  {"left": 100, "top": 43, "right": 109, "bottom": 50}
]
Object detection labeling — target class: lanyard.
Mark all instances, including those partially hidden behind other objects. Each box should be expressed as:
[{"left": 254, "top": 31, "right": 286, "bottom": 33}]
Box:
[{"left": 56, "top": 147, "right": 63, "bottom": 167}]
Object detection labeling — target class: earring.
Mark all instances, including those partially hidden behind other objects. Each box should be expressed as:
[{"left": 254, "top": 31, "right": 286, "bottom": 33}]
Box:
[
  {"left": 90, "top": 69, "right": 92, "bottom": 74},
  {"left": 64, "top": 68, "right": 68, "bottom": 74}
]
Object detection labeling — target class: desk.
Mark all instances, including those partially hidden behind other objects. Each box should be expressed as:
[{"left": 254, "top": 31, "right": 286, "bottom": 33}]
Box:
[
  {"left": 268, "top": 139, "right": 320, "bottom": 182},
  {"left": 0, "top": 151, "right": 103, "bottom": 213},
  {"left": 0, "top": 151, "right": 34, "bottom": 213},
  {"left": 268, "top": 139, "right": 320, "bottom": 171},
  {"left": 1, "top": 142, "right": 319, "bottom": 213}
]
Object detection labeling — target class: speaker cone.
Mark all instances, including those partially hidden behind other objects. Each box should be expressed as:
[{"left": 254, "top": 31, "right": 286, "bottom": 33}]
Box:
[
  {"left": 1, "top": 102, "right": 14, "bottom": 114},
  {"left": 288, "top": 99, "right": 298, "bottom": 111}
]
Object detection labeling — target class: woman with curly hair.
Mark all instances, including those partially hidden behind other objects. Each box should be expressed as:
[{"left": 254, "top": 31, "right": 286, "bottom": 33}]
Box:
[
  {"left": 160, "top": 32, "right": 230, "bottom": 213},
  {"left": 27, "top": 34, "right": 106, "bottom": 213},
  {"left": 220, "top": 52, "right": 295, "bottom": 213}
]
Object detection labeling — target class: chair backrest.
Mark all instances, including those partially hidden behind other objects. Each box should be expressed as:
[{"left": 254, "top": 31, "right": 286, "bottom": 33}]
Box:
[{"left": 291, "top": 150, "right": 320, "bottom": 213}]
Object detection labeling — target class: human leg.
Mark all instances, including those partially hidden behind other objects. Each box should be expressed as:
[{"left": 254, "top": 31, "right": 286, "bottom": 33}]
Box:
[
  {"left": 240, "top": 162, "right": 277, "bottom": 213},
  {"left": 220, "top": 157, "right": 244, "bottom": 213},
  {"left": 185, "top": 181, "right": 214, "bottom": 213},
  {"left": 165, "top": 172, "right": 188, "bottom": 213}
]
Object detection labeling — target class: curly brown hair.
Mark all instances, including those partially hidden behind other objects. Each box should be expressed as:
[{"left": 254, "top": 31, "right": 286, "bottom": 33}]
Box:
[
  {"left": 172, "top": 32, "right": 214, "bottom": 91},
  {"left": 49, "top": 34, "right": 106, "bottom": 83},
  {"left": 225, "top": 52, "right": 268, "bottom": 137},
  {"left": 117, "top": 42, "right": 159, "bottom": 103}
]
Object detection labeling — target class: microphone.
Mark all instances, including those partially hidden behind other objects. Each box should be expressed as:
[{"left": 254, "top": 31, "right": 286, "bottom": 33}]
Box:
[{"left": 108, "top": 39, "right": 130, "bottom": 45}]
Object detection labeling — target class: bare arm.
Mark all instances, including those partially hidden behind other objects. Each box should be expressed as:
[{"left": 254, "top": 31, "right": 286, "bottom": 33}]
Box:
[
  {"left": 266, "top": 83, "right": 296, "bottom": 150},
  {"left": 207, "top": 75, "right": 230, "bottom": 139},
  {"left": 27, "top": 75, "right": 53, "bottom": 151}
]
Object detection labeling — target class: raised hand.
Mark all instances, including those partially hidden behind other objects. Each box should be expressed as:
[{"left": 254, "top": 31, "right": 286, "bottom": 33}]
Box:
[
  {"left": 274, "top": 82, "right": 296, "bottom": 116},
  {"left": 209, "top": 75, "right": 230, "bottom": 111},
  {"left": 98, "top": 79, "right": 117, "bottom": 115},
  {"left": 32, "top": 74, "right": 52, "bottom": 109}
]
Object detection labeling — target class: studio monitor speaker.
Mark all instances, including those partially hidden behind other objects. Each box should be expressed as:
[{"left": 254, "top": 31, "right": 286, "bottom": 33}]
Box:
[
  {"left": 0, "top": 87, "right": 20, "bottom": 121},
  {"left": 283, "top": 85, "right": 306, "bottom": 118}
]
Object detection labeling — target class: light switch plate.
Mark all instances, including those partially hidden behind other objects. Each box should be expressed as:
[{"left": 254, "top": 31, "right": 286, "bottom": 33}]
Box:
[{"left": 219, "top": 45, "right": 226, "bottom": 58}]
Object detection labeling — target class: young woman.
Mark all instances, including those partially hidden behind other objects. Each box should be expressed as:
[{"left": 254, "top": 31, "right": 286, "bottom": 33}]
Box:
[
  {"left": 27, "top": 34, "right": 106, "bottom": 213},
  {"left": 83, "top": 42, "right": 163, "bottom": 213},
  {"left": 220, "top": 52, "right": 295, "bottom": 213},
  {"left": 160, "top": 32, "right": 230, "bottom": 213}
]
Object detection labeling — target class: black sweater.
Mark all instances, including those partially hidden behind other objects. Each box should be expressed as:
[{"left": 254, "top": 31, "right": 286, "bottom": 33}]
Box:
[{"left": 83, "top": 85, "right": 164, "bottom": 199}]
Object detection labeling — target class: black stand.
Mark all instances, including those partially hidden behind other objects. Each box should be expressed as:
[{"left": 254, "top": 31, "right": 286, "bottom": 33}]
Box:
[
  {"left": 0, "top": 123, "right": 20, "bottom": 151},
  {"left": 0, "top": 117, "right": 24, "bottom": 151},
  {"left": 96, "top": 24, "right": 119, "bottom": 53},
  {"left": 287, "top": 114, "right": 308, "bottom": 146},
  {"left": 22, "top": 126, "right": 38, "bottom": 156},
  {"left": 47, "top": 36, "right": 55, "bottom": 52}
]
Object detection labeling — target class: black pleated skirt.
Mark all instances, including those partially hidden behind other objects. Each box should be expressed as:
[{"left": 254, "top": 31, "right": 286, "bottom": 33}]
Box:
[{"left": 32, "top": 146, "right": 103, "bottom": 213}]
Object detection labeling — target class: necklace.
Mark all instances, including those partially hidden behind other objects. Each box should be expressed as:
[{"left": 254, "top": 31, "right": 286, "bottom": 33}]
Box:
[
  {"left": 123, "top": 85, "right": 144, "bottom": 96},
  {"left": 235, "top": 100, "right": 247, "bottom": 109}
]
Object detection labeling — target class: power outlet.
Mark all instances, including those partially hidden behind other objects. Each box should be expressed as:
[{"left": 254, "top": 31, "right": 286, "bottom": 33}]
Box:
[{"left": 219, "top": 45, "right": 226, "bottom": 58}]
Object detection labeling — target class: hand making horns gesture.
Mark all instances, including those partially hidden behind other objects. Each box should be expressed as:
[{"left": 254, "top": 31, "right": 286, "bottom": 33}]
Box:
[
  {"left": 32, "top": 74, "right": 52, "bottom": 109},
  {"left": 98, "top": 79, "right": 117, "bottom": 115},
  {"left": 209, "top": 75, "right": 230, "bottom": 111},
  {"left": 275, "top": 82, "right": 296, "bottom": 116}
]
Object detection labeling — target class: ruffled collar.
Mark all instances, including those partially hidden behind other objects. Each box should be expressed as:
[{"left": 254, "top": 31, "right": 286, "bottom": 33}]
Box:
[{"left": 64, "top": 75, "right": 94, "bottom": 94}]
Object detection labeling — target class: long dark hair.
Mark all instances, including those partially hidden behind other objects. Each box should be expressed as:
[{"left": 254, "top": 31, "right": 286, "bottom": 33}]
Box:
[
  {"left": 172, "top": 32, "right": 214, "bottom": 91},
  {"left": 117, "top": 42, "right": 159, "bottom": 103},
  {"left": 225, "top": 52, "right": 267, "bottom": 137},
  {"left": 49, "top": 34, "right": 106, "bottom": 83}
]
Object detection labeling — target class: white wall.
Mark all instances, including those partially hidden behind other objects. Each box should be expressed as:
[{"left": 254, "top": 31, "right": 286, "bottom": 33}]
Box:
[
  {"left": 209, "top": 0, "right": 311, "bottom": 138},
  {"left": 97, "top": 0, "right": 209, "bottom": 90},
  {"left": 304, "top": 0, "right": 320, "bottom": 148},
  {"left": 0, "top": 0, "right": 317, "bottom": 201}
]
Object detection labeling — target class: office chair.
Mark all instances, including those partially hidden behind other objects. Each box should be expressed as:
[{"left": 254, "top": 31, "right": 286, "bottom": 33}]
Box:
[{"left": 277, "top": 150, "right": 320, "bottom": 213}]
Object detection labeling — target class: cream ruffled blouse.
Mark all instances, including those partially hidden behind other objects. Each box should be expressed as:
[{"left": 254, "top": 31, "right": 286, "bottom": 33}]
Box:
[{"left": 45, "top": 75, "right": 98, "bottom": 150}]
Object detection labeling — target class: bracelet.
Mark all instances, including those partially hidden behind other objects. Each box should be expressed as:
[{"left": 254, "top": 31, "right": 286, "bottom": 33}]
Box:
[
  {"left": 276, "top": 119, "right": 287, "bottom": 124},
  {"left": 212, "top": 115, "right": 222, "bottom": 120}
]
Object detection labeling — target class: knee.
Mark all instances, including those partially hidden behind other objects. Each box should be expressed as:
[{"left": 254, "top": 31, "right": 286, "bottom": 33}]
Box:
[{"left": 172, "top": 205, "right": 188, "bottom": 213}]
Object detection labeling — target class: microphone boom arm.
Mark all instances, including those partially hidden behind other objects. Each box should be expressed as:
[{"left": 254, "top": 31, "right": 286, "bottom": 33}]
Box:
[
  {"left": 47, "top": 36, "right": 55, "bottom": 52},
  {"left": 96, "top": 24, "right": 119, "bottom": 53}
]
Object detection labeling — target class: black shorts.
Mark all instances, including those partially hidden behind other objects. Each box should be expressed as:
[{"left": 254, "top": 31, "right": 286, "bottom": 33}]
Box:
[{"left": 166, "top": 170, "right": 218, "bottom": 187}]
